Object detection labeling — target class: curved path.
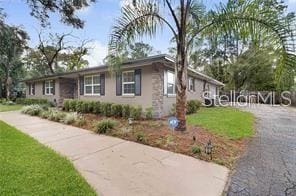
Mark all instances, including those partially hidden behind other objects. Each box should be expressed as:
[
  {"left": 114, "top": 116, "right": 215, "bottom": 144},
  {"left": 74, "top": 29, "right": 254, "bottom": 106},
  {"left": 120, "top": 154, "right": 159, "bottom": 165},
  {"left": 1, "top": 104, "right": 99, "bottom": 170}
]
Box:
[{"left": 227, "top": 104, "right": 296, "bottom": 196}]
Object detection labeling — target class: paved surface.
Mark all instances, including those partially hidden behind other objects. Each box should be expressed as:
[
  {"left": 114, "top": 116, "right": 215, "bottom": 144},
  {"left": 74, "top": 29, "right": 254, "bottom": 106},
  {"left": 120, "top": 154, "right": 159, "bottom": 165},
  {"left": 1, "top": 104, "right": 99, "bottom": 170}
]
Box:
[
  {"left": 0, "top": 111, "right": 229, "bottom": 196},
  {"left": 227, "top": 104, "right": 296, "bottom": 196}
]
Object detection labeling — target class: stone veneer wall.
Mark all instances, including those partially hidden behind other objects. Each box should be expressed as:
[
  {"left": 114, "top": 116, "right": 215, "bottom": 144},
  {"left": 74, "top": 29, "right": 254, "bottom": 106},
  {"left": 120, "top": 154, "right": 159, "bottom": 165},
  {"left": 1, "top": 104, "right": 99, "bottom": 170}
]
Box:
[
  {"left": 151, "top": 63, "right": 164, "bottom": 118},
  {"left": 58, "top": 78, "right": 76, "bottom": 106}
]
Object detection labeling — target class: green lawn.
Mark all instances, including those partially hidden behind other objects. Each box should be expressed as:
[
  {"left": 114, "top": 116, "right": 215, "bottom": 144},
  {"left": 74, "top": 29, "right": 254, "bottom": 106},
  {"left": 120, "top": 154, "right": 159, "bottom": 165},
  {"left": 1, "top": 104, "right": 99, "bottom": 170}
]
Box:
[
  {"left": 0, "top": 104, "right": 23, "bottom": 112},
  {"left": 187, "top": 107, "right": 254, "bottom": 139},
  {"left": 0, "top": 120, "right": 96, "bottom": 195}
]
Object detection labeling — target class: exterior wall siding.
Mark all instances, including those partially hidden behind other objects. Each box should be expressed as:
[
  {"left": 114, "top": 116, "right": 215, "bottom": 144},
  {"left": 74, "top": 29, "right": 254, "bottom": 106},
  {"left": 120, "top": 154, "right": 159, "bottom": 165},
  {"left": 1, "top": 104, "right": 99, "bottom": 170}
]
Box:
[
  {"left": 78, "top": 65, "right": 153, "bottom": 110},
  {"left": 26, "top": 80, "right": 60, "bottom": 105}
]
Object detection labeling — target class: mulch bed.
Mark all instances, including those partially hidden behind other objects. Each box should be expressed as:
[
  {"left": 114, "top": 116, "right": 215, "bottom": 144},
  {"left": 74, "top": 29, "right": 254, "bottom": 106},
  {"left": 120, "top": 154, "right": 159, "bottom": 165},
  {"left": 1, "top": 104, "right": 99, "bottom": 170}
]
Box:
[{"left": 76, "top": 114, "right": 250, "bottom": 168}]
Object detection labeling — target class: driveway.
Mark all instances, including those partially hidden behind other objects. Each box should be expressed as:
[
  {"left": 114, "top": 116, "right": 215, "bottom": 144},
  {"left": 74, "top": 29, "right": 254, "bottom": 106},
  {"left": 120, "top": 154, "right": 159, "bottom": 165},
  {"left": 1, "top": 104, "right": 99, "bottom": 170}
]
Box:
[
  {"left": 0, "top": 111, "right": 229, "bottom": 196},
  {"left": 227, "top": 104, "right": 296, "bottom": 196}
]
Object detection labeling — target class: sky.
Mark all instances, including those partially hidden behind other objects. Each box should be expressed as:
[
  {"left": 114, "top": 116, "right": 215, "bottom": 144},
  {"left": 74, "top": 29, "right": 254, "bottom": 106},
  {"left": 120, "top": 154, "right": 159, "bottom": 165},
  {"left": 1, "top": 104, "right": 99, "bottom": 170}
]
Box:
[{"left": 0, "top": 0, "right": 295, "bottom": 66}]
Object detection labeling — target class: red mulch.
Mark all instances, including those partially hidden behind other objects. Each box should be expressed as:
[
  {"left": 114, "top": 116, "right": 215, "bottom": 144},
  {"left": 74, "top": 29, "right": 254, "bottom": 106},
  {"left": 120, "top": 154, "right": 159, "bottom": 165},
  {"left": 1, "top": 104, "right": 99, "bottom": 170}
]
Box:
[{"left": 74, "top": 114, "right": 250, "bottom": 168}]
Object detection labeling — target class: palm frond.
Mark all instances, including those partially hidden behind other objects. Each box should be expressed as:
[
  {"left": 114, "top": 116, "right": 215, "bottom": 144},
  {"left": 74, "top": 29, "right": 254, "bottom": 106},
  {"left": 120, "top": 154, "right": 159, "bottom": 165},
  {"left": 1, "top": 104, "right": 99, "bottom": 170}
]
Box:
[{"left": 108, "top": 0, "right": 169, "bottom": 71}]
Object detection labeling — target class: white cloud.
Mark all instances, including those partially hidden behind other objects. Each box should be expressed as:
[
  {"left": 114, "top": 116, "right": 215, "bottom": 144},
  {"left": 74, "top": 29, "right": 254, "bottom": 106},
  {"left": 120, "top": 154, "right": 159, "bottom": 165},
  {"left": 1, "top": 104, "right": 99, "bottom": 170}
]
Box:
[
  {"left": 83, "top": 40, "right": 108, "bottom": 67},
  {"left": 120, "top": 0, "right": 134, "bottom": 8}
]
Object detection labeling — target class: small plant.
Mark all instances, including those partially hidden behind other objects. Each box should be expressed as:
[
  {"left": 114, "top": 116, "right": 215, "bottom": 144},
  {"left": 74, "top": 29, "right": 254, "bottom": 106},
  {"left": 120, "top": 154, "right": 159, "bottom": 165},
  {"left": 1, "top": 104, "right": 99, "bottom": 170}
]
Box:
[
  {"left": 74, "top": 116, "right": 87, "bottom": 127},
  {"left": 62, "top": 113, "right": 78, "bottom": 125},
  {"left": 111, "top": 104, "right": 122, "bottom": 117},
  {"left": 21, "top": 105, "right": 44, "bottom": 116},
  {"left": 170, "top": 104, "right": 176, "bottom": 115},
  {"left": 3, "top": 101, "right": 15, "bottom": 105},
  {"left": 130, "top": 105, "right": 142, "bottom": 120},
  {"left": 145, "top": 107, "right": 153, "bottom": 119},
  {"left": 136, "top": 131, "right": 146, "bottom": 143},
  {"left": 94, "top": 119, "right": 117, "bottom": 134},
  {"left": 16, "top": 98, "right": 49, "bottom": 105},
  {"left": 191, "top": 145, "right": 201, "bottom": 154},
  {"left": 40, "top": 110, "right": 51, "bottom": 119},
  {"left": 186, "top": 100, "right": 201, "bottom": 114},
  {"left": 122, "top": 104, "right": 130, "bottom": 118},
  {"left": 47, "top": 110, "right": 66, "bottom": 122}
]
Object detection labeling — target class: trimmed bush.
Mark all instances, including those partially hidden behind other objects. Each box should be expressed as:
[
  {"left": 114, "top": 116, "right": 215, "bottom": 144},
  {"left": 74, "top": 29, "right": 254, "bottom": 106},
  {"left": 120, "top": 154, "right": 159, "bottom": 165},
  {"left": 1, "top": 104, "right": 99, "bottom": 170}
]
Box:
[
  {"left": 122, "top": 104, "right": 131, "bottom": 119},
  {"left": 186, "top": 100, "right": 202, "bottom": 114},
  {"left": 94, "top": 119, "right": 117, "bottom": 134},
  {"left": 111, "top": 104, "right": 122, "bottom": 117},
  {"left": 145, "top": 107, "right": 153, "bottom": 119},
  {"left": 75, "top": 101, "right": 84, "bottom": 113},
  {"left": 101, "top": 102, "right": 112, "bottom": 117},
  {"left": 21, "top": 105, "right": 44, "bottom": 116},
  {"left": 93, "top": 101, "right": 101, "bottom": 114},
  {"left": 81, "top": 102, "right": 90, "bottom": 113},
  {"left": 63, "top": 99, "right": 71, "bottom": 111},
  {"left": 69, "top": 99, "right": 77, "bottom": 111},
  {"left": 16, "top": 98, "right": 49, "bottom": 105},
  {"left": 130, "top": 105, "right": 142, "bottom": 120}
]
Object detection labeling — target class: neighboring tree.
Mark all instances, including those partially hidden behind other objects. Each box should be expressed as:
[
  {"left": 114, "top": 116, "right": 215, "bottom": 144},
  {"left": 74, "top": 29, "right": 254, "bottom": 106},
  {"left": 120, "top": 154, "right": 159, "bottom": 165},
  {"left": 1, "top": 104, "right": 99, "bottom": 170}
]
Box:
[
  {"left": 0, "top": 0, "right": 95, "bottom": 28},
  {"left": 128, "top": 42, "right": 156, "bottom": 59},
  {"left": 0, "top": 24, "right": 28, "bottom": 99},
  {"left": 37, "top": 32, "right": 72, "bottom": 74},
  {"left": 108, "top": 0, "right": 295, "bottom": 131}
]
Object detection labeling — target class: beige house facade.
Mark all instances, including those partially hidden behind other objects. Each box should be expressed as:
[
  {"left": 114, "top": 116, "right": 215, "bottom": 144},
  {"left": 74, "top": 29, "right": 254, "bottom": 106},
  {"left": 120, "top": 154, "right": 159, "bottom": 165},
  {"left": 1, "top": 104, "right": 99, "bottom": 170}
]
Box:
[{"left": 25, "top": 55, "right": 224, "bottom": 118}]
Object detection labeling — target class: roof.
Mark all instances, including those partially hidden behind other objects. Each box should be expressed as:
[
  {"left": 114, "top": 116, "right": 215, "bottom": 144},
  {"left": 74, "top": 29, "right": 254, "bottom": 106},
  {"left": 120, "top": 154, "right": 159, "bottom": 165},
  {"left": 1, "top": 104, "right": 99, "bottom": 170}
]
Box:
[{"left": 23, "top": 54, "right": 224, "bottom": 86}]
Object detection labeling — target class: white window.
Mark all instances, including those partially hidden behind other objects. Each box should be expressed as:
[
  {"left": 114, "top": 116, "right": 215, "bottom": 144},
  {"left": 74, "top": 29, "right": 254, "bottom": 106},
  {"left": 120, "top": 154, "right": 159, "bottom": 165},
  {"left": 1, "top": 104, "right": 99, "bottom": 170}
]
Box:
[
  {"left": 122, "top": 71, "right": 135, "bottom": 95},
  {"left": 189, "top": 77, "right": 194, "bottom": 92},
  {"left": 45, "top": 80, "right": 54, "bottom": 95},
  {"left": 30, "top": 83, "right": 35, "bottom": 95},
  {"left": 84, "top": 75, "right": 101, "bottom": 95},
  {"left": 167, "top": 71, "right": 175, "bottom": 95}
]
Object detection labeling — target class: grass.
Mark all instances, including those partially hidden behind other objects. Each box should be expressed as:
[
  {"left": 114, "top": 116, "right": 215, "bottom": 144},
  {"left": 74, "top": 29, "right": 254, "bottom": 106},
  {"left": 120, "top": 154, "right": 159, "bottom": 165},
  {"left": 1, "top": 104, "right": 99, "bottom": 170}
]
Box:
[
  {"left": 0, "top": 120, "right": 96, "bottom": 195},
  {"left": 0, "top": 104, "right": 23, "bottom": 112},
  {"left": 187, "top": 107, "right": 254, "bottom": 139}
]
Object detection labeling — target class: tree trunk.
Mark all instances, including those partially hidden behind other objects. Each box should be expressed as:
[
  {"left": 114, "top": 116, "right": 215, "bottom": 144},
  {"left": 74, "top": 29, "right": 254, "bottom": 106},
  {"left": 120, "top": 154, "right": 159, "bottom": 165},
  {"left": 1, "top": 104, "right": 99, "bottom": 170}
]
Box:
[{"left": 175, "top": 47, "right": 188, "bottom": 131}]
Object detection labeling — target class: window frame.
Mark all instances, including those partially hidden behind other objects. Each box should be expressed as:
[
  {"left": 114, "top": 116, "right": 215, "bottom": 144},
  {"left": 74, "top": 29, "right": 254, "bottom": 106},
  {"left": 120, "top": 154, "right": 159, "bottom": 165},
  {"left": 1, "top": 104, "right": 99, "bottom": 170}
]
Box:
[
  {"left": 167, "top": 70, "right": 176, "bottom": 95},
  {"left": 188, "top": 77, "right": 194, "bottom": 92},
  {"left": 30, "top": 83, "right": 35, "bottom": 95},
  {"left": 45, "top": 80, "right": 54, "bottom": 95},
  {"left": 122, "top": 70, "right": 135, "bottom": 96},
  {"left": 84, "top": 75, "right": 101, "bottom": 96}
]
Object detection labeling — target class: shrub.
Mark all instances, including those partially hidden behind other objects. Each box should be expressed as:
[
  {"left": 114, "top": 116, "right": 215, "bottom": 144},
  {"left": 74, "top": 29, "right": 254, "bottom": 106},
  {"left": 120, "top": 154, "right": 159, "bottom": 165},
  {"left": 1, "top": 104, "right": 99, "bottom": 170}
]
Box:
[
  {"left": 75, "top": 101, "right": 84, "bottom": 113},
  {"left": 145, "top": 107, "right": 153, "bottom": 119},
  {"left": 63, "top": 99, "right": 71, "bottom": 111},
  {"left": 93, "top": 101, "right": 101, "bottom": 114},
  {"left": 191, "top": 145, "right": 201, "bottom": 154},
  {"left": 0, "top": 98, "right": 5, "bottom": 104},
  {"left": 81, "top": 102, "right": 90, "bottom": 113},
  {"left": 62, "top": 113, "right": 78, "bottom": 125},
  {"left": 122, "top": 104, "right": 131, "bottom": 119},
  {"left": 186, "top": 100, "right": 201, "bottom": 114},
  {"left": 16, "top": 98, "right": 49, "bottom": 105},
  {"left": 136, "top": 132, "right": 146, "bottom": 143},
  {"left": 47, "top": 110, "right": 66, "bottom": 122},
  {"left": 21, "top": 105, "right": 44, "bottom": 116},
  {"left": 101, "top": 102, "right": 112, "bottom": 117},
  {"left": 3, "top": 101, "right": 15, "bottom": 105},
  {"left": 88, "top": 101, "right": 96, "bottom": 113},
  {"left": 74, "top": 117, "right": 87, "bottom": 127},
  {"left": 40, "top": 110, "right": 51, "bottom": 119},
  {"left": 130, "top": 105, "right": 142, "bottom": 120},
  {"left": 69, "top": 99, "right": 77, "bottom": 112},
  {"left": 111, "top": 104, "right": 122, "bottom": 117},
  {"left": 94, "top": 119, "right": 117, "bottom": 134}
]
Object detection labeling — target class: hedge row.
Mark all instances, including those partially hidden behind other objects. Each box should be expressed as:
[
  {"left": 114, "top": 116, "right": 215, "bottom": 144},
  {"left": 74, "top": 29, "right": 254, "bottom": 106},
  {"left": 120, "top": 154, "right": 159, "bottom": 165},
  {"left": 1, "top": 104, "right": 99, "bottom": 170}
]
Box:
[
  {"left": 16, "top": 98, "right": 49, "bottom": 105},
  {"left": 63, "top": 99, "right": 144, "bottom": 120}
]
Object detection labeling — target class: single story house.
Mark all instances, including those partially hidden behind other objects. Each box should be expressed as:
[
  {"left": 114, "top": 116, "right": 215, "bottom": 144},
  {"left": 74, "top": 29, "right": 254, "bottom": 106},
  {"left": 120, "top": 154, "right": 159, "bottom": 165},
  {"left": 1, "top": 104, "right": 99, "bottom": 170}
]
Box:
[{"left": 24, "top": 54, "right": 224, "bottom": 118}]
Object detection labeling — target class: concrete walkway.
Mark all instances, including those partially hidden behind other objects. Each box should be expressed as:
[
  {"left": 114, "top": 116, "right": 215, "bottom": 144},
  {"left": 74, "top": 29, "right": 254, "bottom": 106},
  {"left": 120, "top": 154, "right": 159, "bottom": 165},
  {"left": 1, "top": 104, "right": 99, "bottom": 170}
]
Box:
[{"left": 0, "top": 111, "right": 229, "bottom": 196}]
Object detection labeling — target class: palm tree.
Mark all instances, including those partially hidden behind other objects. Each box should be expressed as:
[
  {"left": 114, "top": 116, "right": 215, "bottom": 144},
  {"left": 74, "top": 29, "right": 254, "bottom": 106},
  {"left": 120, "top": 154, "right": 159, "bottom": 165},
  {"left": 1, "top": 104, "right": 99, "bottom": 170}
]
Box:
[{"left": 109, "top": 0, "right": 295, "bottom": 131}]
